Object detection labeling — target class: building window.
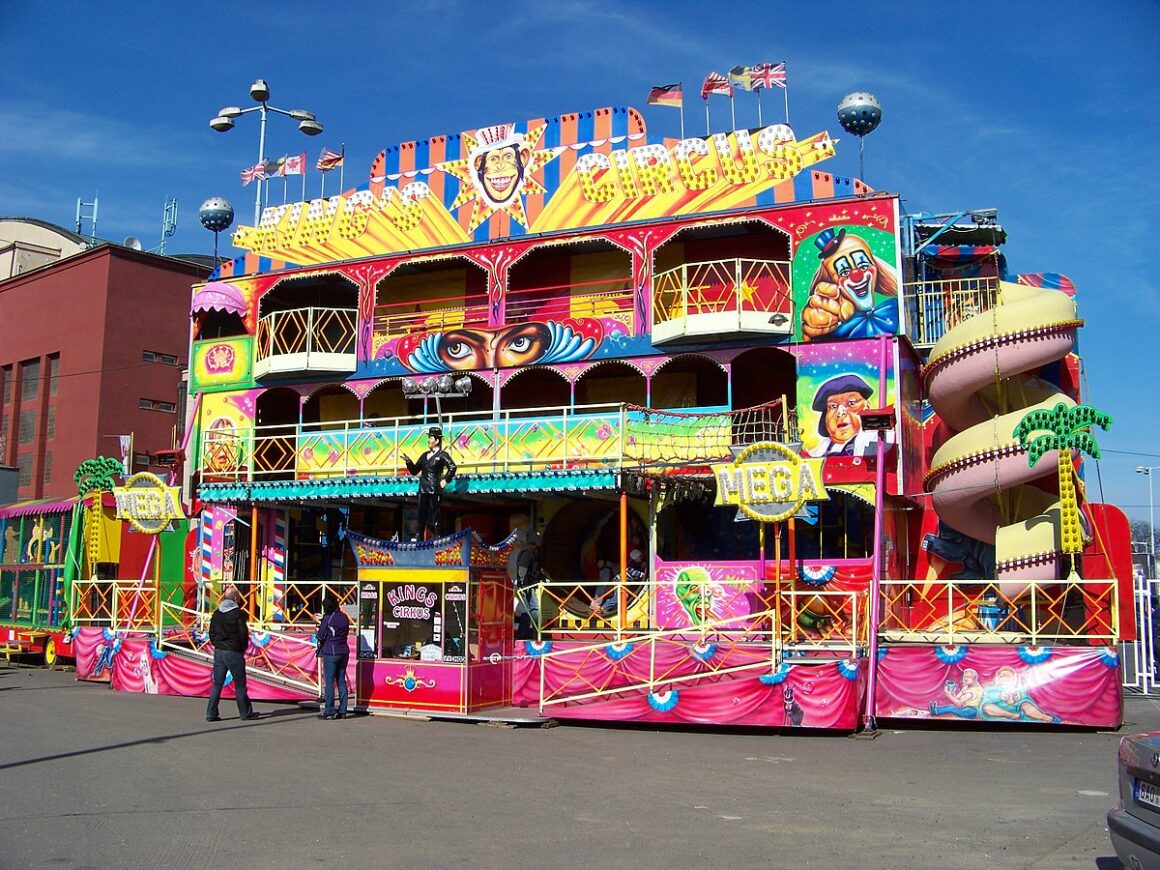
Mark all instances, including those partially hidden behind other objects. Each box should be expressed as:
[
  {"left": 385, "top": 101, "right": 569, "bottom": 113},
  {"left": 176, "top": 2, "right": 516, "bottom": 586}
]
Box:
[
  {"left": 45, "top": 405, "right": 55, "bottom": 438},
  {"left": 47, "top": 353, "right": 59, "bottom": 396},
  {"left": 143, "top": 350, "right": 180, "bottom": 366},
  {"left": 18, "top": 409, "right": 36, "bottom": 443},
  {"left": 17, "top": 453, "right": 32, "bottom": 486},
  {"left": 43, "top": 451, "right": 51, "bottom": 483},
  {"left": 20, "top": 358, "right": 40, "bottom": 402},
  {"left": 1, "top": 364, "right": 11, "bottom": 406},
  {"left": 139, "top": 399, "right": 177, "bottom": 413}
]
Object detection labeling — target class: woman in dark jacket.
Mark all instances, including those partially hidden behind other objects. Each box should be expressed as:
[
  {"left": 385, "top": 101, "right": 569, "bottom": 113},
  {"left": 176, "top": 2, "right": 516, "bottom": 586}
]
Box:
[{"left": 316, "top": 594, "right": 351, "bottom": 719}]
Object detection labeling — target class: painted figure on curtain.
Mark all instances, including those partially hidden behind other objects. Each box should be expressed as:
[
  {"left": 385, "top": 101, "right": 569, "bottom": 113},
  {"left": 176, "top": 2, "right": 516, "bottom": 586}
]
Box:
[{"left": 800, "top": 227, "right": 898, "bottom": 341}]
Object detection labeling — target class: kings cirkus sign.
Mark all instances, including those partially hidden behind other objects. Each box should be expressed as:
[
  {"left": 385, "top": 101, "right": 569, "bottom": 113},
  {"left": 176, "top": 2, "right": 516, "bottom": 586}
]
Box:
[
  {"left": 711, "top": 442, "right": 828, "bottom": 522},
  {"left": 233, "top": 111, "right": 837, "bottom": 265}
]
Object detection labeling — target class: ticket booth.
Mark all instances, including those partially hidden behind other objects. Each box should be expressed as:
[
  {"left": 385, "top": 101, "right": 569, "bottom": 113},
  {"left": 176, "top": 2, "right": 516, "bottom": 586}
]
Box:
[{"left": 347, "top": 529, "right": 515, "bottom": 715}]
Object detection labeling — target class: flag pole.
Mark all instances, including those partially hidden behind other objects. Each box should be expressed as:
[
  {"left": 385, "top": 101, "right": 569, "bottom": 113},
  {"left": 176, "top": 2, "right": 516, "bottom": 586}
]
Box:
[
  {"left": 301, "top": 162, "right": 306, "bottom": 202},
  {"left": 679, "top": 82, "right": 685, "bottom": 139},
  {"left": 783, "top": 61, "right": 790, "bottom": 124},
  {"left": 729, "top": 92, "right": 736, "bottom": 131},
  {"left": 320, "top": 155, "right": 326, "bottom": 199},
  {"left": 704, "top": 98, "right": 710, "bottom": 136},
  {"left": 756, "top": 89, "right": 763, "bottom": 127},
  {"left": 339, "top": 143, "right": 345, "bottom": 192}
]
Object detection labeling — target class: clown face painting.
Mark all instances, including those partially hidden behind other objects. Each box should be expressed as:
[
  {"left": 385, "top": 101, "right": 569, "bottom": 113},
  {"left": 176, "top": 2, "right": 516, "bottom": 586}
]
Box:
[{"left": 802, "top": 228, "right": 899, "bottom": 341}]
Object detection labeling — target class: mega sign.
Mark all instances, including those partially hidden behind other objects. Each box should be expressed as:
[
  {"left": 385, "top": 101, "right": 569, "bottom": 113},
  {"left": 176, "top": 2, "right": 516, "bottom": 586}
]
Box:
[
  {"left": 112, "top": 472, "right": 184, "bottom": 534},
  {"left": 711, "top": 442, "right": 828, "bottom": 522}
]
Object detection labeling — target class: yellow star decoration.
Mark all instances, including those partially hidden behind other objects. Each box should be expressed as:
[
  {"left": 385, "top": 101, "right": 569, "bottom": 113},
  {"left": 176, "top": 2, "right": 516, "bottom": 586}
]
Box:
[{"left": 440, "top": 123, "right": 558, "bottom": 232}]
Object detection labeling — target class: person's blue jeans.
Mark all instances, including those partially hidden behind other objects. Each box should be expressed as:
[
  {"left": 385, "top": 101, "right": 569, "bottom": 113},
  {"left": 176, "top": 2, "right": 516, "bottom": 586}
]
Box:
[
  {"left": 321, "top": 653, "right": 349, "bottom": 717},
  {"left": 206, "top": 649, "right": 252, "bottom": 719}
]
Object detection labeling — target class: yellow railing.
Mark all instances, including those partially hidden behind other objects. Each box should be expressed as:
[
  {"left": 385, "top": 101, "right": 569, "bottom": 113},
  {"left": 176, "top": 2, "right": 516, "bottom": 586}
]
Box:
[
  {"left": 652, "top": 258, "right": 791, "bottom": 325},
  {"left": 255, "top": 306, "right": 357, "bottom": 362},
  {"left": 71, "top": 580, "right": 162, "bottom": 631},
  {"left": 904, "top": 276, "right": 1000, "bottom": 347},
  {"left": 877, "top": 578, "right": 1118, "bottom": 645}
]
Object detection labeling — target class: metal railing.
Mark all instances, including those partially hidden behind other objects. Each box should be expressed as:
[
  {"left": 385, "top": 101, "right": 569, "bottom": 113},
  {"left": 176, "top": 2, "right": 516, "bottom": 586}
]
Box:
[
  {"left": 255, "top": 307, "right": 357, "bottom": 363},
  {"left": 877, "top": 578, "right": 1117, "bottom": 646},
  {"left": 652, "top": 258, "right": 792, "bottom": 325},
  {"left": 904, "top": 276, "right": 1000, "bottom": 348},
  {"left": 71, "top": 580, "right": 163, "bottom": 631}
]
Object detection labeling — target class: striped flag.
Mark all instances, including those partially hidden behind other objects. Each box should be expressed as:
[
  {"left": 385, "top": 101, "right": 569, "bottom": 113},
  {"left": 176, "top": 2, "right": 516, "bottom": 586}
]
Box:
[
  {"left": 240, "top": 163, "right": 267, "bottom": 186},
  {"left": 701, "top": 71, "right": 733, "bottom": 100},
  {"left": 751, "top": 62, "right": 787, "bottom": 90},
  {"left": 647, "top": 83, "right": 683, "bottom": 108},
  {"left": 261, "top": 157, "right": 284, "bottom": 177},
  {"left": 316, "top": 147, "right": 344, "bottom": 172},
  {"left": 728, "top": 66, "right": 754, "bottom": 92}
]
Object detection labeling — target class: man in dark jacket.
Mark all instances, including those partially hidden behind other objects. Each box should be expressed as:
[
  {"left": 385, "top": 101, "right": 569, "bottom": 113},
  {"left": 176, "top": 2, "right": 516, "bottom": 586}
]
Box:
[
  {"left": 206, "top": 586, "right": 259, "bottom": 722},
  {"left": 403, "top": 427, "right": 457, "bottom": 539}
]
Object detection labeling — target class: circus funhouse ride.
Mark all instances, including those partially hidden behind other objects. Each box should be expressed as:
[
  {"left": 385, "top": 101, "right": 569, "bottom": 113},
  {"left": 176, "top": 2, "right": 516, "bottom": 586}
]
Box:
[{"left": 45, "top": 96, "right": 1135, "bottom": 730}]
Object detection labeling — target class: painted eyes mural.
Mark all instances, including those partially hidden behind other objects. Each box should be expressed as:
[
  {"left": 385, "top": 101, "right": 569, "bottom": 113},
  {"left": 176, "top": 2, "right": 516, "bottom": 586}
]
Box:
[
  {"left": 802, "top": 227, "right": 899, "bottom": 341},
  {"left": 394, "top": 318, "right": 604, "bottom": 374}
]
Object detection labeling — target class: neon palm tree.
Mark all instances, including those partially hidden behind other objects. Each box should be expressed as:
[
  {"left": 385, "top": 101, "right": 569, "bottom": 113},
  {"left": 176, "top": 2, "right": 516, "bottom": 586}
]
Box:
[
  {"left": 1013, "top": 403, "right": 1112, "bottom": 571},
  {"left": 74, "top": 456, "right": 125, "bottom": 496}
]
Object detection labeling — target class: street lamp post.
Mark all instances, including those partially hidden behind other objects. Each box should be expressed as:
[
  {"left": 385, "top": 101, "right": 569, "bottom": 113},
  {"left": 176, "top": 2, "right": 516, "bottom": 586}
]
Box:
[
  {"left": 1140, "top": 466, "right": 1158, "bottom": 579},
  {"left": 210, "top": 79, "right": 323, "bottom": 225}
]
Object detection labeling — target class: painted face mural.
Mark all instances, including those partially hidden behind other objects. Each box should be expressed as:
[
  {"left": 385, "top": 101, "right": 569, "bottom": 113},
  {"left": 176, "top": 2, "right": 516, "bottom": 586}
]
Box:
[
  {"left": 475, "top": 144, "right": 529, "bottom": 206},
  {"left": 807, "top": 373, "right": 876, "bottom": 458},
  {"left": 802, "top": 228, "right": 899, "bottom": 341},
  {"left": 395, "top": 318, "right": 604, "bottom": 374}
]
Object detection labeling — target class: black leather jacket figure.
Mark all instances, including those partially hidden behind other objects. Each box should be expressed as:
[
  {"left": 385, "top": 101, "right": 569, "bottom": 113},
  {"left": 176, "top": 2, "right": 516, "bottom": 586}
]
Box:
[{"left": 405, "top": 448, "right": 457, "bottom": 493}]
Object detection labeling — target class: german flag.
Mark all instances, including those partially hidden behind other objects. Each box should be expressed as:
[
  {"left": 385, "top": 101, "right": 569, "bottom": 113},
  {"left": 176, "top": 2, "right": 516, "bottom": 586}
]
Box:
[{"left": 647, "top": 83, "right": 683, "bottom": 108}]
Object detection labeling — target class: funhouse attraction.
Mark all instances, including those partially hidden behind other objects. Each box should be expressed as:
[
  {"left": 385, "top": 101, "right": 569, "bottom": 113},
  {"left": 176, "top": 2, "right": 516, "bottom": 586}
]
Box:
[{"left": 3, "top": 90, "right": 1134, "bottom": 731}]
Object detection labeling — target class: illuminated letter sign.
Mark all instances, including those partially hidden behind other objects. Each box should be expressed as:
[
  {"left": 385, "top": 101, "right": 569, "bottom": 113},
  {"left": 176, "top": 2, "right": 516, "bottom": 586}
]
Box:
[
  {"left": 111, "top": 472, "right": 184, "bottom": 534},
  {"left": 710, "top": 442, "right": 828, "bottom": 522}
]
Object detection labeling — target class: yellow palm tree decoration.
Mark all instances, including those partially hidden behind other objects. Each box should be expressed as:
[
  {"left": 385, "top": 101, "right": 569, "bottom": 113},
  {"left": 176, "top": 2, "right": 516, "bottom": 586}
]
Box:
[{"left": 1013, "top": 403, "right": 1112, "bottom": 568}]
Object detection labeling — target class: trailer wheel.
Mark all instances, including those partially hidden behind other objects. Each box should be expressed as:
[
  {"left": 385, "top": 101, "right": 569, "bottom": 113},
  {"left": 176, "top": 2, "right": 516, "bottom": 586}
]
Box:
[{"left": 43, "top": 637, "right": 58, "bottom": 668}]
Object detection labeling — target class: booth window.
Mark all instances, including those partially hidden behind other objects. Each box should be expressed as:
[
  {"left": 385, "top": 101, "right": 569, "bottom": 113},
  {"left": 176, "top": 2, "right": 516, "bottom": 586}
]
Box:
[{"left": 376, "top": 580, "right": 467, "bottom": 663}]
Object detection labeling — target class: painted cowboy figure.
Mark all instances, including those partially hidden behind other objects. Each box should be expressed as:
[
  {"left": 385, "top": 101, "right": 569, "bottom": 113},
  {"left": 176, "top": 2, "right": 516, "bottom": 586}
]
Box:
[{"left": 403, "top": 427, "right": 457, "bottom": 539}]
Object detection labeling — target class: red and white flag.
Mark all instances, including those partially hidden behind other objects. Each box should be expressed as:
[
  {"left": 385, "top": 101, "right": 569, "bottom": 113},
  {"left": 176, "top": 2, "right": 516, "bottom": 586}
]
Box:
[
  {"left": 240, "top": 163, "right": 267, "bottom": 186},
  {"left": 750, "top": 62, "right": 787, "bottom": 90},
  {"left": 701, "top": 71, "right": 733, "bottom": 100},
  {"left": 316, "top": 147, "right": 344, "bottom": 172},
  {"left": 281, "top": 152, "right": 306, "bottom": 176}
]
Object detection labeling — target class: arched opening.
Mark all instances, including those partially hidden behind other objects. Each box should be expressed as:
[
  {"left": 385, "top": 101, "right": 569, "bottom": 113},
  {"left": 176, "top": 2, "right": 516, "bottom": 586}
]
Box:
[
  {"left": 654, "top": 218, "right": 791, "bottom": 274},
  {"left": 194, "top": 309, "right": 247, "bottom": 340},
  {"left": 302, "top": 385, "right": 359, "bottom": 431},
  {"left": 730, "top": 346, "right": 798, "bottom": 443},
  {"left": 507, "top": 238, "right": 632, "bottom": 326},
  {"left": 256, "top": 273, "right": 359, "bottom": 374},
  {"left": 573, "top": 361, "right": 646, "bottom": 408},
  {"left": 501, "top": 368, "right": 570, "bottom": 417},
  {"left": 373, "top": 257, "right": 489, "bottom": 343},
  {"left": 253, "top": 387, "right": 301, "bottom": 480},
  {"left": 364, "top": 381, "right": 410, "bottom": 424},
  {"left": 650, "top": 355, "right": 727, "bottom": 410}
]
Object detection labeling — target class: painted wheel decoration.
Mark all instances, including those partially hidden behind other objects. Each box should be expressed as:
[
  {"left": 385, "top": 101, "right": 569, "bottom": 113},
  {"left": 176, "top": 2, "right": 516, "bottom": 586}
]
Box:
[
  {"left": 647, "top": 689, "right": 679, "bottom": 712},
  {"left": 1017, "top": 646, "right": 1052, "bottom": 665},
  {"left": 690, "top": 642, "right": 717, "bottom": 663},
  {"left": 799, "top": 565, "right": 837, "bottom": 586},
  {"left": 934, "top": 645, "right": 968, "bottom": 664},
  {"left": 604, "top": 641, "right": 634, "bottom": 661},
  {"left": 525, "top": 640, "right": 552, "bottom": 657}
]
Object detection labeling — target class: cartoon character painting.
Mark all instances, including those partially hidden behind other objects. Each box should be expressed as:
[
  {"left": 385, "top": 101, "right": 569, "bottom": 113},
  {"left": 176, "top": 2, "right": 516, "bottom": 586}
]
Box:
[
  {"left": 927, "top": 665, "right": 1060, "bottom": 723},
  {"left": 806, "top": 373, "right": 895, "bottom": 458},
  {"left": 802, "top": 228, "right": 898, "bottom": 341}
]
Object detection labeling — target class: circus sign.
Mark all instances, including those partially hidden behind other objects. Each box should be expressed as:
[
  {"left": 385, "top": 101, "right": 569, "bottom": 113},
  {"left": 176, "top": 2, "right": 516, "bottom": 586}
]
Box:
[
  {"left": 711, "top": 442, "right": 828, "bottom": 522},
  {"left": 112, "top": 472, "right": 184, "bottom": 534}
]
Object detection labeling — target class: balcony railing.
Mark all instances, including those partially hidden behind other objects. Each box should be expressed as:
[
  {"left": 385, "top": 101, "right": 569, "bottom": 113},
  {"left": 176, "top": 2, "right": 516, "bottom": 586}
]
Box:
[
  {"left": 372, "top": 276, "right": 635, "bottom": 339},
  {"left": 904, "top": 276, "right": 999, "bottom": 348},
  {"left": 254, "top": 306, "right": 357, "bottom": 377},
  {"left": 652, "top": 258, "right": 792, "bottom": 343}
]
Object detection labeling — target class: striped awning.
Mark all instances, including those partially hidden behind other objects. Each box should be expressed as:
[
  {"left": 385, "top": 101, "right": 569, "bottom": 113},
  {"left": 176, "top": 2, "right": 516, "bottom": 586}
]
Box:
[{"left": 0, "top": 496, "right": 79, "bottom": 519}]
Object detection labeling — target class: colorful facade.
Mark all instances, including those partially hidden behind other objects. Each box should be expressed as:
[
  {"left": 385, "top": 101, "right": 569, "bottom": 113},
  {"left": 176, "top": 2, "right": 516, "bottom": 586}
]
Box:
[{"left": 69, "top": 104, "right": 1131, "bottom": 729}]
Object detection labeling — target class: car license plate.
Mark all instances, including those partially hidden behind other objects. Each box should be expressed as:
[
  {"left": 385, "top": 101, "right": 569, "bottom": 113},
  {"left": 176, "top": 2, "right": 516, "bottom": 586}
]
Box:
[{"left": 1135, "top": 778, "right": 1160, "bottom": 809}]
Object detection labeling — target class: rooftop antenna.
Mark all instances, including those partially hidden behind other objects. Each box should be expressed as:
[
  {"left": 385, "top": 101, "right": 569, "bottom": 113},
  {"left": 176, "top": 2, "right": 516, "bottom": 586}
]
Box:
[
  {"left": 158, "top": 198, "right": 179, "bottom": 255},
  {"left": 76, "top": 194, "right": 99, "bottom": 244}
]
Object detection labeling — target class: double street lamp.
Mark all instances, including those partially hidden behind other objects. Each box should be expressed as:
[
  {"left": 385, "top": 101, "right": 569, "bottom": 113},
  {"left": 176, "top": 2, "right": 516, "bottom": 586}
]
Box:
[
  {"left": 210, "top": 79, "right": 323, "bottom": 225},
  {"left": 1139, "top": 465, "right": 1158, "bottom": 579}
]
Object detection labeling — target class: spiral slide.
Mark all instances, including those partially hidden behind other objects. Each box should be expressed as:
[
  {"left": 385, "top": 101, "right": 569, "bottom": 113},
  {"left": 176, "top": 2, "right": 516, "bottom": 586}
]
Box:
[{"left": 923, "top": 281, "right": 1084, "bottom": 583}]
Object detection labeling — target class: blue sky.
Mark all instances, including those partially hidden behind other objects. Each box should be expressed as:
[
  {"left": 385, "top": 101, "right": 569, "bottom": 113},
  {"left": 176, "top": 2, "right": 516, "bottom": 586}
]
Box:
[{"left": 2, "top": 1, "right": 1158, "bottom": 523}]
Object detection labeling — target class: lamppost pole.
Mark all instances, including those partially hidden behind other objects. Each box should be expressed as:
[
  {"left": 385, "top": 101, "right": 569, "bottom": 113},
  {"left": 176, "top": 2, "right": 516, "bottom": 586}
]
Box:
[
  {"left": 1140, "top": 466, "right": 1158, "bottom": 579},
  {"left": 209, "top": 79, "right": 323, "bottom": 226}
]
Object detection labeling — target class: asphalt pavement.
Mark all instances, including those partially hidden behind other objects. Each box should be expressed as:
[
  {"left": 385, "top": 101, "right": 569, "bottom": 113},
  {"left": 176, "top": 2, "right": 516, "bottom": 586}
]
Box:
[{"left": 1, "top": 664, "right": 1154, "bottom": 869}]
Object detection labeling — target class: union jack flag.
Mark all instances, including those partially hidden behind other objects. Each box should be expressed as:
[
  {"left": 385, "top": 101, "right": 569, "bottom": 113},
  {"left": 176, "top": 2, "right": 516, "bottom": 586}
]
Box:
[
  {"left": 700, "top": 71, "right": 733, "bottom": 100},
  {"left": 240, "top": 163, "right": 267, "bottom": 186},
  {"left": 750, "top": 62, "right": 787, "bottom": 90}
]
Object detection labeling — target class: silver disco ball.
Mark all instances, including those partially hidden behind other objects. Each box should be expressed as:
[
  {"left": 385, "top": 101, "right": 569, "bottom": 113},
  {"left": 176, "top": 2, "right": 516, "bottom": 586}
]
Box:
[
  {"left": 198, "top": 197, "right": 235, "bottom": 232},
  {"left": 836, "top": 92, "right": 882, "bottom": 137}
]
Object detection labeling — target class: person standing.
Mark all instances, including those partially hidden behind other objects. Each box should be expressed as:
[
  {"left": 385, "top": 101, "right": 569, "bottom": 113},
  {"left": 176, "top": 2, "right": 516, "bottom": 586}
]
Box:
[
  {"left": 514, "top": 531, "right": 543, "bottom": 639},
  {"left": 316, "top": 594, "right": 351, "bottom": 719},
  {"left": 206, "top": 586, "right": 260, "bottom": 722},
  {"left": 403, "top": 427, "right": 457, "bottom": 539}
]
